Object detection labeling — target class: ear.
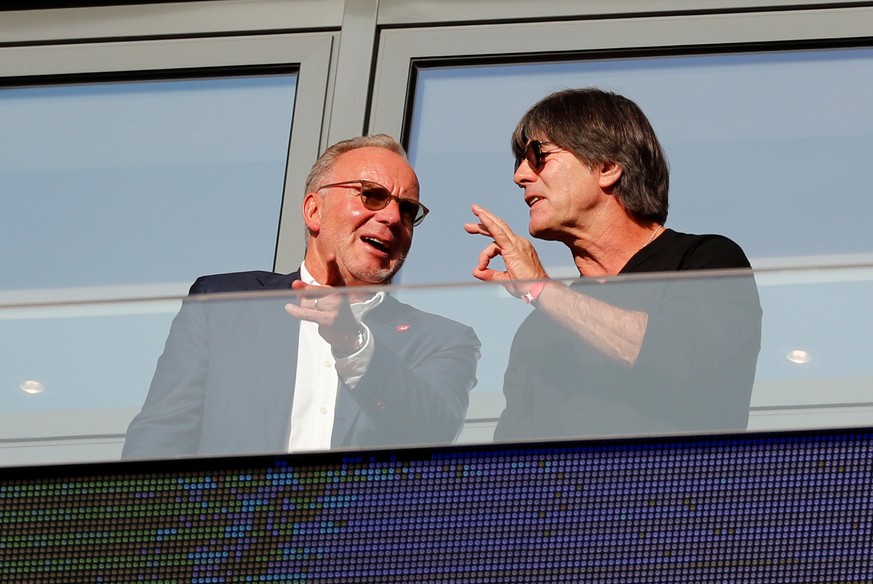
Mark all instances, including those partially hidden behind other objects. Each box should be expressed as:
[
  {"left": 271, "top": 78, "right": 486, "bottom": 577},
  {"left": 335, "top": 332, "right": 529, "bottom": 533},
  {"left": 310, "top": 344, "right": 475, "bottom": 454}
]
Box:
[
  {"left": 302, "top": 192, "right": 322, "bottom": 234},
  {"left": 598, "top": 162, "right": 623, "bottom": 190}
]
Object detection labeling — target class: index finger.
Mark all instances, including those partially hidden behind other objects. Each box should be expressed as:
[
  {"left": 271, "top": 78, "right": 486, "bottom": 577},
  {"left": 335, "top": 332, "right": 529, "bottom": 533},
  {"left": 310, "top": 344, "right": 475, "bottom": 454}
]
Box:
[
  {"left": 471, "top": 204, "right": 518, "bottom": 248},
  {"left": 463, "top": 221, "right": 490, "bottom": 236}
]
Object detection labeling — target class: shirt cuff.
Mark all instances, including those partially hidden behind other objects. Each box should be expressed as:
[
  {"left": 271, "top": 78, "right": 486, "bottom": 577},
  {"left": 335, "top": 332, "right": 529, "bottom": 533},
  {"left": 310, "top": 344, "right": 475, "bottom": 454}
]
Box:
[{"left": 334, "top": 323, "right": 373, "bottom": 389}]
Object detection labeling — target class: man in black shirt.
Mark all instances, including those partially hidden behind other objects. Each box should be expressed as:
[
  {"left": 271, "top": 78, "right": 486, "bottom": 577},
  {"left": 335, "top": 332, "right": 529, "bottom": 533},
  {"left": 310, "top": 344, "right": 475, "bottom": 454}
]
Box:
[{"left": 465, "top": 88, "right": 762, "bottom": 440}]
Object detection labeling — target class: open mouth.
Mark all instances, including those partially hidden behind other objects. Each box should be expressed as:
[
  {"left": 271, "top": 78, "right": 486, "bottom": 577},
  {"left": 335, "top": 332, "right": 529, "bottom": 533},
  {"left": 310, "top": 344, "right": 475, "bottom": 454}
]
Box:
[
  {"left": 362, "top": 236, "right": 391, "bottom": 254},
  {"left": 526, "top": 196, "right": 543, "bottom": 208}
]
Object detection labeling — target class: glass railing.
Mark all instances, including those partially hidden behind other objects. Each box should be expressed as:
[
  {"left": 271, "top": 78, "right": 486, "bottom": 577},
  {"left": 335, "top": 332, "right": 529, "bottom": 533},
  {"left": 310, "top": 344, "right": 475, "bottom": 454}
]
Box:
[{"left": 2, "top": 264, "right": 872, "bottom": 467}]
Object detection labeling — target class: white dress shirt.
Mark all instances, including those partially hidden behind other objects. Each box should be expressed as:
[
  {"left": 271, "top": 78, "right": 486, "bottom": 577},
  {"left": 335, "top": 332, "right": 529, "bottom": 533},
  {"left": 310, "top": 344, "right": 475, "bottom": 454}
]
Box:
[{"left": 288, "top": 263, "right": 382, "bottom": 451}]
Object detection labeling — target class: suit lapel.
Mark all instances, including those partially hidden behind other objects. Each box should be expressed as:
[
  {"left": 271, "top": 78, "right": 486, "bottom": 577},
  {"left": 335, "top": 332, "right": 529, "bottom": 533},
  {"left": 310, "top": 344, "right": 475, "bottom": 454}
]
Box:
[
  {"left": 251, "top": 277, "right": 411, "bottom": 449},
  {"left": 331, "top": 294, "right": 411, "bottom": 447},
  {"left": 249, "top": 271, "right": 300, "bottom": 448},
  {"left": 332, "top": 383, "right": 361, "bottom": 447}
]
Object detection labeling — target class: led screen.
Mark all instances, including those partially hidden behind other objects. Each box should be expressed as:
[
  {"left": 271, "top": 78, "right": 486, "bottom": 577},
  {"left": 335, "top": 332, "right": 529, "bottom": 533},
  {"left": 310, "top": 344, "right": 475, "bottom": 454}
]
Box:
[{"left": 2, "top": 428, "right": 870, "bottom": 582}]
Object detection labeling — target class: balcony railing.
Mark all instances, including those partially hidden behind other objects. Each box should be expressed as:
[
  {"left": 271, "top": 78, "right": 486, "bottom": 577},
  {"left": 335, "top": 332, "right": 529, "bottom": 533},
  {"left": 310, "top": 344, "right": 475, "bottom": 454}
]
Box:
[{"left": 2, "top": 264, "right": 871, "bottom": 467}]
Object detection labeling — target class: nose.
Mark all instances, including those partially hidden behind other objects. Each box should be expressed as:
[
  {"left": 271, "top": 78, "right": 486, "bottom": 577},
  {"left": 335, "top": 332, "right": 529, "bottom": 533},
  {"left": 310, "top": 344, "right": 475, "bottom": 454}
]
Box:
[
  {"left": 513, "top": 159, "right": 535, "bottom": 188},
  {"left": 374, "top": 197, "right": 404, "bottom": 226}
]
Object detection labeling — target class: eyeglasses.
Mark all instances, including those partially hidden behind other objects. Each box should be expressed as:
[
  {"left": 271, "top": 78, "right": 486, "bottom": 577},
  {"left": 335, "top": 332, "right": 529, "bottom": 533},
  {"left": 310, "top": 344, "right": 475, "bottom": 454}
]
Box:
[
  {"left": 515, "top": 140, "right": 562, "bottom": 172},
  {"left": 316, "top": 179, "right": 429, "bottom": 226}
]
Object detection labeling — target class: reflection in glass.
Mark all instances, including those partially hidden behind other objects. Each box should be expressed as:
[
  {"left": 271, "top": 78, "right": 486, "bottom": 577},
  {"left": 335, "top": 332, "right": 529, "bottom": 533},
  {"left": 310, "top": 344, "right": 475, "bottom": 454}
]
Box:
[
  {"left": 0, "top": 74, "right": 297, "bottom": 291},
  {"left": 491, "top": 270, "right": 761, "bottom": 442},
  {"left": 121, "top": 275, "right": 482, "bottom": 459},
  {"left": 787, "top": 349, "right": 812, "bottom": 365},
  {"left": 19, "top": 380, "right": 45, "bottom": 395},
  {"left": 2, "top": 267, "right": 872, "bottom": 467},
  {"left": 404, "top": 48, "right": 873, "bottom": 285}
]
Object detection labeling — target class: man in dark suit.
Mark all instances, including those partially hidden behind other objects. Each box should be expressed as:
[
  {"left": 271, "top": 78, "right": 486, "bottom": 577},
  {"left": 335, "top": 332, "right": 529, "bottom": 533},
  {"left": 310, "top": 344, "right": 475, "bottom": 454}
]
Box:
[{"left": 123, "top": 134, "right": 480, "bottom": 458}]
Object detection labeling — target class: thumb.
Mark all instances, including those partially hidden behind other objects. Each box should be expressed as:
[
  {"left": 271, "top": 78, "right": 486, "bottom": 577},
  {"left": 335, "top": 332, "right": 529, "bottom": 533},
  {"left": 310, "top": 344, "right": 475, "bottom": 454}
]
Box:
[{"left": 323, "top": 257, "right": 344, "bottom": 286}]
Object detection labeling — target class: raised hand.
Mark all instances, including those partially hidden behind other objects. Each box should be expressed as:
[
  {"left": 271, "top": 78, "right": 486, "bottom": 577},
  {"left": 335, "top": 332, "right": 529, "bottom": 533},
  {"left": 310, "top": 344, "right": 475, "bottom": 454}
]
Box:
[
  {"left": 464, "top": 204, "right": 549, "bottom": 297},
  {"left": 284, "top": 258, "right": 365, "bottom": 354}
]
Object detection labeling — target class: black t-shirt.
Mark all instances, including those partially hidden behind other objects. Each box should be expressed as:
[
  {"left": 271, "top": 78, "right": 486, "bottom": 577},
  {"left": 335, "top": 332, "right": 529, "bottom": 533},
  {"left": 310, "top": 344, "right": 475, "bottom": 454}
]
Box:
[{"left": 493, "top": 229, "right": 762, "bottom": 441}]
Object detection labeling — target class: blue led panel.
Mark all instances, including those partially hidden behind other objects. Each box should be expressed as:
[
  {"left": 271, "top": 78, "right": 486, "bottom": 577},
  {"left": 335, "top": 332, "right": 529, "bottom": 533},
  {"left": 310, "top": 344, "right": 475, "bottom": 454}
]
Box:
[{"left": 1, "top": 429, "right": 871, "bottom": 581}]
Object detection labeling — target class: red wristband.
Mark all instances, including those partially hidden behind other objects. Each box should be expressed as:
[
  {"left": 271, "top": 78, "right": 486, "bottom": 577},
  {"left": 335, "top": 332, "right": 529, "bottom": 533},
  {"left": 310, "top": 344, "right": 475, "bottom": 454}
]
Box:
[{"left": 521, "top": 281, "right": 546, "bottom": 304}]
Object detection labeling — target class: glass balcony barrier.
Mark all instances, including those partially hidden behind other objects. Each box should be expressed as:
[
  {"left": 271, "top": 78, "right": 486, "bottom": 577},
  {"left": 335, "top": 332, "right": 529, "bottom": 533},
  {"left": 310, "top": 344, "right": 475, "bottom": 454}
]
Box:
[{"left": 1, "top": 264, "right": 871, "bottom": 467}]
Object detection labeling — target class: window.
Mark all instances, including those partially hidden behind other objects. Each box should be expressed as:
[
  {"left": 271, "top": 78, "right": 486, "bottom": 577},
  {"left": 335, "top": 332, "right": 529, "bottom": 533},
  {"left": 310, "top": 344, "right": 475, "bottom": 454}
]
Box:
[
  {"left": 370, "top": 6, "right": 873, "bottom": 437},
  {"left": 371, "top": 12, "right": 873, "bottom": 284},
  {"left": 0, "top": 31, "right": 333, "bottom": 466},
  {"left": 1, "top": 73, "right": 297, "bottom": 291}
]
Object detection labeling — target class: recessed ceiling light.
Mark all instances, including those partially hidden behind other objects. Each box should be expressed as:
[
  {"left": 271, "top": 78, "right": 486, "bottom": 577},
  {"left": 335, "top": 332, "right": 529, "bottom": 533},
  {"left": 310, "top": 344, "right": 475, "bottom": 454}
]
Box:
[
  {"left": 19, "top": 380, "right": 45, "bottom": 394},
  {"left": 786, "top": 349, "right": 811, "bottom": 365}
]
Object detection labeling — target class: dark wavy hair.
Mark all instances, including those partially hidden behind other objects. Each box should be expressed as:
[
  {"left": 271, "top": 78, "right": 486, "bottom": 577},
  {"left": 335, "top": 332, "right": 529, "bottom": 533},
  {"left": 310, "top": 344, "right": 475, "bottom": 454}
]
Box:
[{"left": 512, "top": 88, "right": 669, "bottom": 224}]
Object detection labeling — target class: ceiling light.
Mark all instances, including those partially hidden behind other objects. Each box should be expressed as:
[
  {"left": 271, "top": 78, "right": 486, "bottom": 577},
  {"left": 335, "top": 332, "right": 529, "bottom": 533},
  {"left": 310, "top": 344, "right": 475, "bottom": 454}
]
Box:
[
  {"left": 786, "top": 349, "right": 811, "bottom": 365},
  {"left": 19, "top": 379, "right": 45, "bottom": 394}
]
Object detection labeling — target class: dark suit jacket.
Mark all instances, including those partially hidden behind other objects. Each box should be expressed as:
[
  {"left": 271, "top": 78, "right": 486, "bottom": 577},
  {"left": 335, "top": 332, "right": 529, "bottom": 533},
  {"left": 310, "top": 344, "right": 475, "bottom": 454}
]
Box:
[{"left": 122, "top": 271, "right": 481, "bottom": 458}]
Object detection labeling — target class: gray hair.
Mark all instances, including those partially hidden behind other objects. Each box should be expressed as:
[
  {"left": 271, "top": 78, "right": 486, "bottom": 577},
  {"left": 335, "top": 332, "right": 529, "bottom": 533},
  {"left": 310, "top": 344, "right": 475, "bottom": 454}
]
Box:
[{"left": 305, "top": 134, "right": 409, "bottom": 194}]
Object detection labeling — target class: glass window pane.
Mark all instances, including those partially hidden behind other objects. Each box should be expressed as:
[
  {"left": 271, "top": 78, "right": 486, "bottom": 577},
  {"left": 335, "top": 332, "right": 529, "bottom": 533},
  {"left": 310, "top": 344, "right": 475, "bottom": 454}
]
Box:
[
  {"left": 0, "top": 73, "right": 297, "bottom": 292},
  {"left": 403, "top": 47, "right": 873, "bottom": 285}
]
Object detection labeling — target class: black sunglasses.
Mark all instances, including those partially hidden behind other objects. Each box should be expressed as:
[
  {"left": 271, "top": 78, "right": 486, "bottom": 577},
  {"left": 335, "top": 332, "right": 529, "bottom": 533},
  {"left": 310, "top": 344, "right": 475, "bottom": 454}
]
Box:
[
  {"left": 316, "top": 180, "right": 429, "bottom": 226},
  {"left": 515, "top": 140, "right": 561, "bottom": 172}
]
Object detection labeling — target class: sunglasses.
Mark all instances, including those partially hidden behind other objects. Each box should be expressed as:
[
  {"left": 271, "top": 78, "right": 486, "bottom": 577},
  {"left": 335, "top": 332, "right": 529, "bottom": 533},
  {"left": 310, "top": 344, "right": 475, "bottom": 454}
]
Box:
[
  {"left": 515, "top": 140, "right": 561, "bottom": 172},
  {"left": 316, "top": 179, "right": 430, "bottom": 226}
]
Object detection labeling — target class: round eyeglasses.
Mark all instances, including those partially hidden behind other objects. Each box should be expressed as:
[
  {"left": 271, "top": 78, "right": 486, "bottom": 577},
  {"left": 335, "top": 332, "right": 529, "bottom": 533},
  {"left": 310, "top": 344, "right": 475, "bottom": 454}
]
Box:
[{"left": 316, "top": 180, "right": 429, "bottom": 226}]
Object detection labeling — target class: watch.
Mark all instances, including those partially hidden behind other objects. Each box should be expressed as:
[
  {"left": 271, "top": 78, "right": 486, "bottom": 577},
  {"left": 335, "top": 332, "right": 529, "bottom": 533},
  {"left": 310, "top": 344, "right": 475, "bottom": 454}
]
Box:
[{"left": 333, "top": 325, "right": 366, "bottom": 358}]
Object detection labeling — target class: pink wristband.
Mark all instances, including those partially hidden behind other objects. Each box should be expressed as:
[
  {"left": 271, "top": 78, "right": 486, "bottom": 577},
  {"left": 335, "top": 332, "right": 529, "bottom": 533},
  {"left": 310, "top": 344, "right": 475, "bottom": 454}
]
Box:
[{"left": 521, "top": 281, "right": 546, "bottom": 304}]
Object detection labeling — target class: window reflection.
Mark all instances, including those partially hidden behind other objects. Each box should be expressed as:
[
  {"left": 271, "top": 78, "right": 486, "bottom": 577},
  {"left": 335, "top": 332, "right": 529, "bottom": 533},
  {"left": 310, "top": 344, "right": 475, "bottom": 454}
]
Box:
[
  {"left": 0, "top": 74, "right": 297, "bottom": 291},
  {"left": 404, "top": 48, "right": 873, "bottom": 285}
]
